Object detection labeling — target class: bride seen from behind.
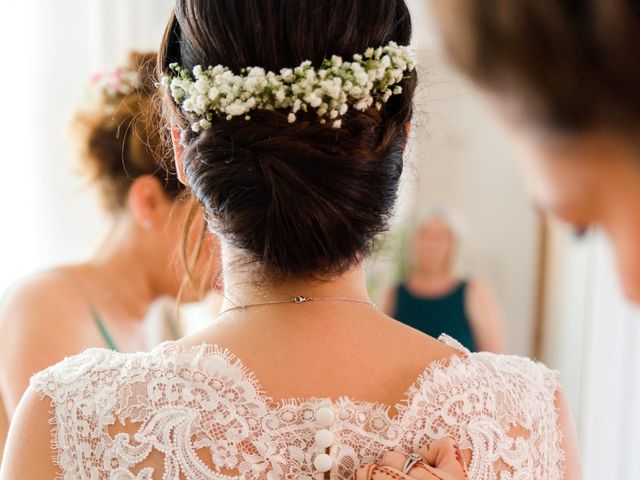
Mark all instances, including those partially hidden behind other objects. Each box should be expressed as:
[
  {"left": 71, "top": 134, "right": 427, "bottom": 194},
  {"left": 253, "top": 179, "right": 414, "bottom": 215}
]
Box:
[{"left": 1, "top": 1, "right": 580, "bottom": 478}]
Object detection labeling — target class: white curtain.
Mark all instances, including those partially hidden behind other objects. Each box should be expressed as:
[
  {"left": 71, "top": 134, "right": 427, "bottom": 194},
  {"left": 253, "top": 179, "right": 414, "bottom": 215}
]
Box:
[
  {"left": 542, "top": 229, "right": 640, "bottom": 479},
  {"left": 578, "top": 235, "right": 640, "bottom": 479},
  {"left": 0, "top": 0, "right": 38, "bottom": 293},
  {"left": 0, "top": 0, "right": 174, "bottom": 293}
]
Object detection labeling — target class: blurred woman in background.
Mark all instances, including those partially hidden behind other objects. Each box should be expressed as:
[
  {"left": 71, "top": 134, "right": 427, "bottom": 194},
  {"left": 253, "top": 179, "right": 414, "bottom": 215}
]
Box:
[
  {"left": 0, "top": 51, "right": 217, "bottom": 451},
  {"left": 384, "top": 212, "right": 505, "bottom": 352}
]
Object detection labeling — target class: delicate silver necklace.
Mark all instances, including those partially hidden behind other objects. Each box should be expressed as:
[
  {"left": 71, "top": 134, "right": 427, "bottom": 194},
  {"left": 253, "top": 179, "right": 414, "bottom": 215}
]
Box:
[{"left": 217, "top": 295, "right": 377, "bottom": 318}]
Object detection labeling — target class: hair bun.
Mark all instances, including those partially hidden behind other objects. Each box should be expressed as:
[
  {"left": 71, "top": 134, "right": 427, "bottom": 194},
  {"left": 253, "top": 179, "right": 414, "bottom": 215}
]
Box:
[
  {"left": 70, "top": 51, "right": 182, "bottom": 211},
  {"left": 160, "top": 0, "right": 416, "bottom": 280}
]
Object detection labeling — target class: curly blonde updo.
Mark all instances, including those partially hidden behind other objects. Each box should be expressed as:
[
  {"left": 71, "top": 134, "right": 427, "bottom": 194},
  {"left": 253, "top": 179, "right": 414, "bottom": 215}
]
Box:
[{"left": 71, "top": 51, "right": 182, "bottom": 211}]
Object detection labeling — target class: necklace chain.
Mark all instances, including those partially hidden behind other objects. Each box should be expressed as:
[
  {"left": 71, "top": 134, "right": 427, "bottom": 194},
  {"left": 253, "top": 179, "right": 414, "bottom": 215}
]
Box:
[{"left": 217, "top": 295, "right": 377, "bottom": 318}]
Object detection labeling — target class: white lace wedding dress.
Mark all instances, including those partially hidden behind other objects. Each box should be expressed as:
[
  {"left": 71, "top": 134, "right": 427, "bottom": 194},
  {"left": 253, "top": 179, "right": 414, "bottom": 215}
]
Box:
[{"left": 31, "top": 336, "right": 564, "bottom": 480}]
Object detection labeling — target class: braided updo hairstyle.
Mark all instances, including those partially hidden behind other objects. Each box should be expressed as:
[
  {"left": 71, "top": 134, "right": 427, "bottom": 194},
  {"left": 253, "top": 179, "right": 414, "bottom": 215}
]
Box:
[{"left": 159, "top": 0, "right": 417, "bottom": 281}]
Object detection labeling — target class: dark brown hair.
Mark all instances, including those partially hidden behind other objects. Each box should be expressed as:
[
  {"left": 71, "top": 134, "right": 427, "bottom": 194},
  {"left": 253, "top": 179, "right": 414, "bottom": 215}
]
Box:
[
  {"left": 430, "top": 0, "right": 640, "bottom": 134},
  {"left": 71, "top": 51, "right": 183, "bottom": 211},
  {"left": 159, "top": 0, "right": 417, "bottom": 281}
]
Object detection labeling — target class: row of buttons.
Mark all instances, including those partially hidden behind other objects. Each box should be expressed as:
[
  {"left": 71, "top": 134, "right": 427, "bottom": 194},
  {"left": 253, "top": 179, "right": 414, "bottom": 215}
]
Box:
[{"left": 313, "top": 407, "right": 335, "bottom": 473}]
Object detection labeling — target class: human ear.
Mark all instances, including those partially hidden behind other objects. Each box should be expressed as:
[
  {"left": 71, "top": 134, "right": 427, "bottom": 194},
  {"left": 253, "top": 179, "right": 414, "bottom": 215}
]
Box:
[{"left": 128, "top": 175, "right": 172, "bottom": 230}]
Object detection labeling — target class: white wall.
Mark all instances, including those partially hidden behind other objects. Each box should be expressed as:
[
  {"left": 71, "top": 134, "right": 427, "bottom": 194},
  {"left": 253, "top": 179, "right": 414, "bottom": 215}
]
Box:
[
  {"left": 0, "top": 0, "right": 38, "bottom": 292},
  {"left": 542, "top": 227, "right": 640, "bottom": 479}
]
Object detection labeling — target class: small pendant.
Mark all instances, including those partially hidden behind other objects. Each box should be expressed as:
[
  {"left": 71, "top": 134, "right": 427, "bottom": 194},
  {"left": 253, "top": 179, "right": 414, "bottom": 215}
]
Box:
[{"left": 293, "top": 296, "right": 310, "bottom": 304}]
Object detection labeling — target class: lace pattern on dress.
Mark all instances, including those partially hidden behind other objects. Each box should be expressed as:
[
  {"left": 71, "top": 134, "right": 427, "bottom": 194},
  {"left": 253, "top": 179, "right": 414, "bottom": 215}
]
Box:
[{"left": 31, "top": 335, "right": 564, "bottom": 480}]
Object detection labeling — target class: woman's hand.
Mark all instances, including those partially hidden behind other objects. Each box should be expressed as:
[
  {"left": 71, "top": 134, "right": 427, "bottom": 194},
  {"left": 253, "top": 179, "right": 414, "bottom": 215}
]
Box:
[{"left": 356, "top": 438, "right": 468, "bottom": 480}]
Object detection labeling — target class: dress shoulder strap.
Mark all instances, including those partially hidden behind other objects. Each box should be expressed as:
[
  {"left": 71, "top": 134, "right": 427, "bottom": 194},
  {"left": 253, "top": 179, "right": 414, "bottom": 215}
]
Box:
[
  {"left": 92, "top": 309, "right": 118, "bottom": 351},
  {"left": 47, "top": 269, "right": 119, "bottom": 351}
]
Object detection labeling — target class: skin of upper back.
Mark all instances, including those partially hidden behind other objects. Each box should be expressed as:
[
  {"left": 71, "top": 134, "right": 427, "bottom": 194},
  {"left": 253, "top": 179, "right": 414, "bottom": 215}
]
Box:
[{"left": 0, "top": 274, "right": 111, "bottom": 417}]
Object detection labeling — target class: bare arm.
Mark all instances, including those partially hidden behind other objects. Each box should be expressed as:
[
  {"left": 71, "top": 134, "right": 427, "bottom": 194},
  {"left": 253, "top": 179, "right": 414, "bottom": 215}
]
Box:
[
  {"left": 465, "top": 279, "right": 506, "bottom": 353},
  {"left": 0, "top": 275, "right": 92, "bottom": 416},
  {"left": 380, "top": 285, "right": 398, "bottom": 317},
  {"left": 556, "top": 387, "right": 583, "bottom": 479},
  {"left": 0, "top": 401, "right": 7, "bottom": 466},
  {"left": 0, "top": 387, "right": 59, "bottom": 478}
]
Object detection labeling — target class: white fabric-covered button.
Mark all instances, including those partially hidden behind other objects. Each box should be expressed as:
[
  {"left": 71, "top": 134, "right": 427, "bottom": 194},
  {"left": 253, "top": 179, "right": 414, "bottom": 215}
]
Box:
[
  {"left": 314, "top": 429, "right": 334, "bottom": 449},
  {"left": 315, "top": 407, "right": 335, "bottom": 427},
  {"left": 314, "top": 453, "right": 334, "bottom": 473}
]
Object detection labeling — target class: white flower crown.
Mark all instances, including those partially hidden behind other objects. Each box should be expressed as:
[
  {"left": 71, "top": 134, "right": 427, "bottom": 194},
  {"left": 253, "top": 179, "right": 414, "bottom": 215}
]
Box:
[{"left": 161, "top": 41, "right": 416, "bottom": 132}]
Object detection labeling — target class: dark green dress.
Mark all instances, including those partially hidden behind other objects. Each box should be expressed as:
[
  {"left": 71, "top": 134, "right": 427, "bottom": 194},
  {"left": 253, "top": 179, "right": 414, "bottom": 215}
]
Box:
[{"left": 392, "top": 281, "right": 477, "bottom": 352}]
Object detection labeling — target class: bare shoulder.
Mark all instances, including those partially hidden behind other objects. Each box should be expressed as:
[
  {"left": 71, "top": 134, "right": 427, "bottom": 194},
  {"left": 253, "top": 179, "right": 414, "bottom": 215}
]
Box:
[
  {"left": 382, "top": 314, "right": 464, "bottom": 363},
  {"left": 0, "top": 269, "right": 89, "bottom": 327},
  {"left": 0, "top": 270, "right": 92, "bottom": 354},
  {"left": 0, "top": 269, "right": 94, "bottom": 413},
  {"left": 465, "top": 277, "right": 494, "bottom": 298},
  {"left": 465, "top": 277, "right": 503, "bottom": 308},
  {"left": 0, "top": 386, "right": 59, "bottom": 478}
]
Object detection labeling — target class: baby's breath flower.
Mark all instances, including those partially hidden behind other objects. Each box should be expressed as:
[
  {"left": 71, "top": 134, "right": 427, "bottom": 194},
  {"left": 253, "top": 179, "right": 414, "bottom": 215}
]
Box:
[
  {"left": 306, "top": 93, "right": 322, "bottom": 108},
  {"left": 160, "top": 41, "right": 415, "bottom": 132},
  {"left": 354, "top": 100, "right": 368, "bottom": 111},
  {"left": 355, "top": 71, "right": 369, "bottom": 86},
  {"left": 317, "top": 103, "right": 329, "bottom": 117},
  {"left": 208, "top": 87, "right": 220, "bottom": 100}
]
